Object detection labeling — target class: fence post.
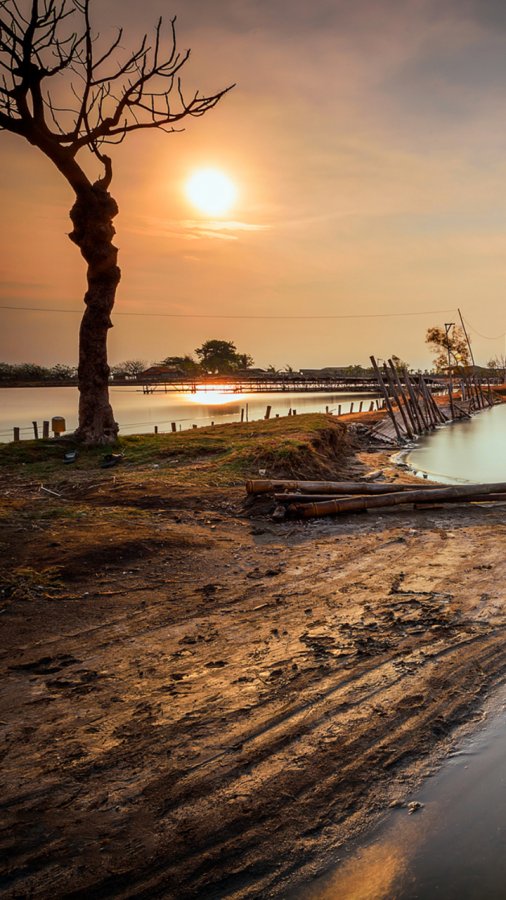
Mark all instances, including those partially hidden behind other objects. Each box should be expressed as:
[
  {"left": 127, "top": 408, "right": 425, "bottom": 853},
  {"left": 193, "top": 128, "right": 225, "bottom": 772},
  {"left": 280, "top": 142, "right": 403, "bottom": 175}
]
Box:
[
  {"left": 171, "top": 422, "right": 176, "bottom": 433},
  {"left": 32, "top": 421, "right": 39, "bottom": 439},
  {"left": 13, "top": 427, "right": 20, "bottom": 442},
  {"left": 265, "top": 405, "right": 271, "bottom": 419},
  {"left": 42, "top": 421, "right": 49, "bottom": 439}
]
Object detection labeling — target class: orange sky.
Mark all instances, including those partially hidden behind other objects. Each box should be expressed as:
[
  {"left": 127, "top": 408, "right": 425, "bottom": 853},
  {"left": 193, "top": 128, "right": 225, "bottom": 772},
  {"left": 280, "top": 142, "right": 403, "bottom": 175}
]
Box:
[{"left": 1, "top": 0, "right": 506, "bottom": 370}]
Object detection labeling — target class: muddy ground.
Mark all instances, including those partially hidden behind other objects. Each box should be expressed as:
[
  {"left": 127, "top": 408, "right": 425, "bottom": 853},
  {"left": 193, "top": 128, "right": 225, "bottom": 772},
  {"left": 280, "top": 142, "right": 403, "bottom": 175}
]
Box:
[{"left": 1, "top": 428, "right": 506, "bottom": 898}]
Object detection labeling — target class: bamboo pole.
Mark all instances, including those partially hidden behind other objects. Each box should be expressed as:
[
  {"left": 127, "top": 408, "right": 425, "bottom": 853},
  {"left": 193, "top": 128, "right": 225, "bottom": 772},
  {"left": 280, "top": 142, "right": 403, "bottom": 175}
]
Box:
[
  {"left": 290, "top": 482, "right": 506, "bottom": 518},
  {"left": 370, "top": 356, "right": 404, "bottom": 442},
  {"left": 247, "top": 479, "right": 446, "bottom": 495},
  {"left": 404, "top": 370, "right": 429, "bottom": 431},
  {"left": 420, "top": 376, "right": 446, "bottom": 424},
  {"left": 383, "top": 362, "right": 413, "bottom": 439},
  {"left": 389, "top": 360, "right": 419, "bottom": 435}
]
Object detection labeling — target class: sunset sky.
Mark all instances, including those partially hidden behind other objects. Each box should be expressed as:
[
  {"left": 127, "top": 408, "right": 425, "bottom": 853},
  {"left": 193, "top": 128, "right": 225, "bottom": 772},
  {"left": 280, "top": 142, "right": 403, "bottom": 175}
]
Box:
[{"left": 1, "top": 0, "right": 506, "bottom": 370}]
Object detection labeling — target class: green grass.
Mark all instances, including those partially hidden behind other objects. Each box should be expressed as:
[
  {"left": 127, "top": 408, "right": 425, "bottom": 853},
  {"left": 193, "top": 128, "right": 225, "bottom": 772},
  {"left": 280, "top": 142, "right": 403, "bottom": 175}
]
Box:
[{"left": 0, "top": 414, "right": 350, "bottom": 484}]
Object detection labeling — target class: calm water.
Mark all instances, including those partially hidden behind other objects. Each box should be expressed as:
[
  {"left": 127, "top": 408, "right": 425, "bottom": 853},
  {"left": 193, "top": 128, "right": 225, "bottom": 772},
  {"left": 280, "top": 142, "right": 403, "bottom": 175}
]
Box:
[
  {"left": 0, "top": 386, "right": 378, "bottom": 442},
  {"left": 406, "top": 404, "right": 506, "bottom": 484},
  {"left": 297, "top": 684, "right": 506, "bottom": 900}
]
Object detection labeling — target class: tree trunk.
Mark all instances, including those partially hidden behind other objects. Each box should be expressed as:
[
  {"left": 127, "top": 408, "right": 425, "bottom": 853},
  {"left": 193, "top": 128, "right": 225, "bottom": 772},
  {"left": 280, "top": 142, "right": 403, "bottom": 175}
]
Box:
[{"left": 69, "top": 181, "right": 121, "bottom": 445}]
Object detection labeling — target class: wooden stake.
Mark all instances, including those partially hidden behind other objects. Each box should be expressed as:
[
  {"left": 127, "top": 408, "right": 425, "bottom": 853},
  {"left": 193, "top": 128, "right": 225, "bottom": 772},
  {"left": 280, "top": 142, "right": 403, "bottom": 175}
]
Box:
[
  {"left": 42, "top": 421, "right": 49, "bottom": 439},
  {"left": 32, "top": 421, "right": 39, "bottom": 440},
  {"left": 370, "top": 356, "right": 404, "bottom": 442},
  {"left": 383, "top": 362, "right": 412, "bottom": 439},
  {"left": 388, "top": 361, "right": 418, "bottom": 436},
  {"left": 13, "top": 427, "right": 20, "bottom": 442},
  {"left": 403, "top": 370, "right": 428, "bottom": 431}
]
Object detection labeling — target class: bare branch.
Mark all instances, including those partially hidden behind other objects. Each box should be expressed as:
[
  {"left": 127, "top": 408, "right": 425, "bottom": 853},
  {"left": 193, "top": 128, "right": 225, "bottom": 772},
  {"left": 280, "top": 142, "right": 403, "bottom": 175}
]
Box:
[{"left": 0, "top": 0, "right": 232, "bottom": 186}]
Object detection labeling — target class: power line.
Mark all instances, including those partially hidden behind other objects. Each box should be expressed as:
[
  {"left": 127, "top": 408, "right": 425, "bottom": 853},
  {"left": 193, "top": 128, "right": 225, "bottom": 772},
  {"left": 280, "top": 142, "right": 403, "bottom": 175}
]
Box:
[
  {"left": 0, "top": 304, "right": 457, "bottom": 320},
  {"left": 461, "top": 315, "right": 506, "bottom": 342}
]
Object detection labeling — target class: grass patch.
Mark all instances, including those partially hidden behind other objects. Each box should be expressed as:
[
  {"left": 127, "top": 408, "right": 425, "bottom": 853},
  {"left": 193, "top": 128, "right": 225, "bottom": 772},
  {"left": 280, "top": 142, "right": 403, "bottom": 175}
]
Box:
[{"left": 0, "top": 415, "right": 352, "bottom": 484}]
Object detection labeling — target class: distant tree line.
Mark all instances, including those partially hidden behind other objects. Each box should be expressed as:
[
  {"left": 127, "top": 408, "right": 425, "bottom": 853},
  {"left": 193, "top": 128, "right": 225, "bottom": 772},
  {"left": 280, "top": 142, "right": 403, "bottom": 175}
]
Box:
[{"left": 0, "top": 363, "right": 77, "bottom": 384}]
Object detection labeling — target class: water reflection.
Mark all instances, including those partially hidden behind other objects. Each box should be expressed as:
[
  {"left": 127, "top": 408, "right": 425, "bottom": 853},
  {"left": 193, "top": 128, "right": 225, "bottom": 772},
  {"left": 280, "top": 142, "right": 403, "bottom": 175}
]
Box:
[
  {"left": 0, "top": 387, "right": 378, "bottom": 441},
  {"left": 407, "top": 405, "right": 506, "bottom": 483},
  {"left": 302, "top": 830, "right": 411, "bottom": 899},
  {"left": 297, "top": 685, "right": 506, "bottom": 900}
]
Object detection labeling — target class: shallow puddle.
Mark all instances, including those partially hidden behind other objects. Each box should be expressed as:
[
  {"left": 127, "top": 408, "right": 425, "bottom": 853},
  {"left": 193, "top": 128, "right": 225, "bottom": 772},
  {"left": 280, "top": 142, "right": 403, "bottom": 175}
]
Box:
[{"left": 295, "top": 682, "right": 506, "bottom": 899}]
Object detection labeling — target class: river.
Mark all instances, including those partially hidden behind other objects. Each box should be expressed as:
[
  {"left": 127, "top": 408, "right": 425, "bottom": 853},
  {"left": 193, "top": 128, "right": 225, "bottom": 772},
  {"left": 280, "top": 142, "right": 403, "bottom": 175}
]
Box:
[
  {"left": 0, "top": 386, "right": 378, "bottom": 442},
  {"left": 406, "top": 404, "right": 506, "bottom": 484}
]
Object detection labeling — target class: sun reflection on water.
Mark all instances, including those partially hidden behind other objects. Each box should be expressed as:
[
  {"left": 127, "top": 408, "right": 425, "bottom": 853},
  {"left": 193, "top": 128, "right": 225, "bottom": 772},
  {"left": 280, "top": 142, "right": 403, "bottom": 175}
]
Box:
[{"left": 186, "top": 387, "right": 247, "bottom": 406}]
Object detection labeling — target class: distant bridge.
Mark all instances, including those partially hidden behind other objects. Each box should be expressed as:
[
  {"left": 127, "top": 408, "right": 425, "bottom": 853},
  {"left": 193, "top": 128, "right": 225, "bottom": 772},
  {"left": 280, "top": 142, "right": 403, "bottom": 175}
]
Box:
[{"left": 140, "top": 374, "right": 437, "bottom": 395}]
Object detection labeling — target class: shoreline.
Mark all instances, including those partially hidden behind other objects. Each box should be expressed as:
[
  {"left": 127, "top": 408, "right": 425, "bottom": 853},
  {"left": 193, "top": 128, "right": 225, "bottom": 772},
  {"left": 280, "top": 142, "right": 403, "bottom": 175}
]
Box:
[{"left": 1, "top": 414, "right": 505, "bottom": 898}]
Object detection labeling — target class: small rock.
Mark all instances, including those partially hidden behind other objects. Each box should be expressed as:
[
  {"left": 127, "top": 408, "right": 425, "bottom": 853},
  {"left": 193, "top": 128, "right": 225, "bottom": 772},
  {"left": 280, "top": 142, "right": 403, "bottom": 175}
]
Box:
[{"left": 407, "top": 801, "right": 424, "bottom": 814}]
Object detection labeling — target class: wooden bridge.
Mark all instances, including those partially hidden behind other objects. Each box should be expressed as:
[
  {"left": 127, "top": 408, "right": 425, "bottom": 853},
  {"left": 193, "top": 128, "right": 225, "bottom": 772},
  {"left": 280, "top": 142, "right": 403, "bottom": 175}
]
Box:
[{"left": 141, "top": 374, "right": 399, "bottom": 395}]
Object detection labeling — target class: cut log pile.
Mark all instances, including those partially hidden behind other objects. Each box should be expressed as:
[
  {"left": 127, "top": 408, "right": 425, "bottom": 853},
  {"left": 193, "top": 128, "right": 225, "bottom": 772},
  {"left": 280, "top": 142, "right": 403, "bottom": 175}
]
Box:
[{"left": 246, "top": 479, "right": 506, "bottom": 519}]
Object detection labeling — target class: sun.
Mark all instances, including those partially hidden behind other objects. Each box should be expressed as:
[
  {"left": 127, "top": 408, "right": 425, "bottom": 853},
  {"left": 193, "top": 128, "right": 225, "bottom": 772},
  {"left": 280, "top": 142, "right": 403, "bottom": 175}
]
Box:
[{"left": 185, "top": 168, "right": 237, "bottom": 216}]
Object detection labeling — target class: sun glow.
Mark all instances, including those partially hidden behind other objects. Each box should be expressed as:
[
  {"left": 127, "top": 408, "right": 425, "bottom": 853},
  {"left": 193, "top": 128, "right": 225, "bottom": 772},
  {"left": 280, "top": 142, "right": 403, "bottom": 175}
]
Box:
[
  {"left": 185, "top": 168, "right": 237, "bottom": 216},
  {"left": 187, "top": 388, "right": 246, "bottom": 405}
]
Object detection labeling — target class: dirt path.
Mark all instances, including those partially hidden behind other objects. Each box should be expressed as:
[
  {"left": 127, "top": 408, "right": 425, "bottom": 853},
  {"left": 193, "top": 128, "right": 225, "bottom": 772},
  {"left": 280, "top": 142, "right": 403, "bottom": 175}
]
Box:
[{"left": 1, "top": 459, "right": 506, "bottom": 898}]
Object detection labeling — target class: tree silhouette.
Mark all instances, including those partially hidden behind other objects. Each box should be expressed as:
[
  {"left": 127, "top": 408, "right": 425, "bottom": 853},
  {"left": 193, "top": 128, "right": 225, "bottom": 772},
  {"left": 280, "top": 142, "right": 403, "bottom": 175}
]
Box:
[
  {"left": 195, "top": 339, "right": 253, "bottom": 373},
  {"left": 0, "top": 1, "right": 232, "bottom": 443}
]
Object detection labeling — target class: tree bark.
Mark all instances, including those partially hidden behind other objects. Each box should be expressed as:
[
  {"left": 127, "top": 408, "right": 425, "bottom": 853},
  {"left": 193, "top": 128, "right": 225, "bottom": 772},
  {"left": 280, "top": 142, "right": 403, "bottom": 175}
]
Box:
[{"left": 69, "top": 181, "right": 121, "bottom": 445}]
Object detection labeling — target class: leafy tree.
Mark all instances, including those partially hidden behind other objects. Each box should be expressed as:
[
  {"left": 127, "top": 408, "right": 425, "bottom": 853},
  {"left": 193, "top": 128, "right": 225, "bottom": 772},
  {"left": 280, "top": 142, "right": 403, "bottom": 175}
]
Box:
[
  {"left": 235, "top": 352, "right": 254, "bottom": 370},
  {"left": 0, "top": 1, "right": 231, "bottom": 443},
  {"left": 425, "top": 325, "right": 470, "bottom": 373},
  {"left": 194, "top": 340, "right": 253, "bottom": 373},
  {"left": 50, "top": 363, "right": 77, "bottom": 380},
  {"left": 391, "top": 354, "right": 410, "bottom": 372},
  {"left": 159, "top": 354, "right": 201, "bottom": 375}
]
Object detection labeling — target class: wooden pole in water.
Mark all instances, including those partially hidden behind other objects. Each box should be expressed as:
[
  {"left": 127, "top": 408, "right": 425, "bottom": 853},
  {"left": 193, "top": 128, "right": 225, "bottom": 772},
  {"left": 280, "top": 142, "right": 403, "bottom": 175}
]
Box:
[
  {"left": 383, "top": 362, "right": 413, "bottom": 439},
  {"left": 389, "top": 361, "right": 418, "bottom": 435},
  {"left": 404, "top": 370, "right": 428, "bottom": 431},
  {"left": 370, "top": 356, "right": 404, "bottom": 442},
  {"left": 420, "top": 376, "right": 445, "bottom": 424}
]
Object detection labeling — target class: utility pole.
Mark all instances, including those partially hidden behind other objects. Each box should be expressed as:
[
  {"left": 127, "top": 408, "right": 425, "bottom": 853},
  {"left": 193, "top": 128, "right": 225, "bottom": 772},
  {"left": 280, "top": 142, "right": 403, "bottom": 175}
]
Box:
[{"left": 445, "top": 323, "right": 455, "bottom": 419}]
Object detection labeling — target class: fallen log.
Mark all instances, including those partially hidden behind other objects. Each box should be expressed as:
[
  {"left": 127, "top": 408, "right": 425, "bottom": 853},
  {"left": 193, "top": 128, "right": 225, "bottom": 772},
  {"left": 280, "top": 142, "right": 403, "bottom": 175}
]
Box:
[
  {"left": 414, "top": 495, "right": 506, "bottom": 509},
  {"left": 247, "top": 479, "right": 445, "bottom": 496},
  {"left": 277, "top": 491, "right": 506, "bottom": 506},
  {"left": 275, "top": 493, "right": 358, "bottom": 503},
  {"left": 287, "top": 482, "right": 506, "bottom": 518}
]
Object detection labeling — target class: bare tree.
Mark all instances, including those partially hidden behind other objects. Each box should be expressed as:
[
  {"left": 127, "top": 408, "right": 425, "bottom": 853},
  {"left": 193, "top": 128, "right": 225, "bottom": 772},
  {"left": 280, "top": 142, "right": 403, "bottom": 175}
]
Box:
[{"left": 0, "top": 1, "right": 232, "bottom": 443}]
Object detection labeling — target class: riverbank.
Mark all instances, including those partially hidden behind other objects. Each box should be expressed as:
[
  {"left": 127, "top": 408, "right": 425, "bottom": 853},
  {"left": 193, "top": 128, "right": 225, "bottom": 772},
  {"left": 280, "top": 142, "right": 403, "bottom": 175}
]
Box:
[{"left": 1, "top": 413, "right": 505, "bottom": 898}]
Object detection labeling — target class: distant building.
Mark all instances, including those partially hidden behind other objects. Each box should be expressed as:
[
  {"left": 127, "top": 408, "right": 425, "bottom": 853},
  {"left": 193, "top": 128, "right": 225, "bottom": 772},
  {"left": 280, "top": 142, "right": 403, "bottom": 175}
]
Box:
[{"left": 140, "top": 365, "right": 185, "bottom": 381}]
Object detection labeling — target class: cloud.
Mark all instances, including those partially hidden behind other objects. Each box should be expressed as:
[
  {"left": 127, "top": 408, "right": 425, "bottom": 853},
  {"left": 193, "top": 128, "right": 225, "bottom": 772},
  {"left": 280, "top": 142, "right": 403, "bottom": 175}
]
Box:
[{"left": 124, "top": 216, "right": 269, "bottom": 242}]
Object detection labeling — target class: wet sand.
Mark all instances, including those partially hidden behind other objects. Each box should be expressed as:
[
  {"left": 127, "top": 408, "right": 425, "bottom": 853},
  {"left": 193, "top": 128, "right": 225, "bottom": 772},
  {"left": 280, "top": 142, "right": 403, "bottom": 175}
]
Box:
[{"left": 1, "top": 440, "right": 505, "bottom": 898}]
